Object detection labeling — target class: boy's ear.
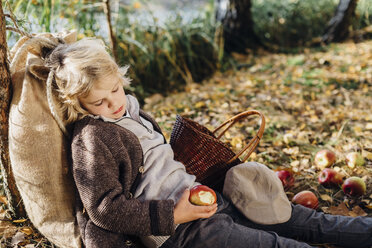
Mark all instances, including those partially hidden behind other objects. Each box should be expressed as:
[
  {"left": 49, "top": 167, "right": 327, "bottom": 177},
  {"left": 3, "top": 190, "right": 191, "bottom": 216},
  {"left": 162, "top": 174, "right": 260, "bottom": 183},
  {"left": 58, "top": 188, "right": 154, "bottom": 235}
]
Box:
[{"left": 28, "top": 63, "right": 50, "bottom": 81}]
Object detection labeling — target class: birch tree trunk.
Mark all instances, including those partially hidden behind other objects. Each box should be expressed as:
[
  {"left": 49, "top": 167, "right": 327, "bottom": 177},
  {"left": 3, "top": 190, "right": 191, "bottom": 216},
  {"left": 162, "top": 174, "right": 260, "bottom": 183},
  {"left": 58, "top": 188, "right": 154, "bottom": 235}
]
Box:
[
  {"left": 322, "top": 0, "right": 359, "bottom": 44},
  {"left": 0, "top": 1, "right": 25, "bottom": 218}
]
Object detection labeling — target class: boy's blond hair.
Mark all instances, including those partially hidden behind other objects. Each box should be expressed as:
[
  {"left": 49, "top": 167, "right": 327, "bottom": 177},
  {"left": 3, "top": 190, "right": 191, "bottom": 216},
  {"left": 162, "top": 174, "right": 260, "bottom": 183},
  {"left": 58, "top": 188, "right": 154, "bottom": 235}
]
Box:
[{"left": 45, "top": 38, "right": 130, "bottom": 125}]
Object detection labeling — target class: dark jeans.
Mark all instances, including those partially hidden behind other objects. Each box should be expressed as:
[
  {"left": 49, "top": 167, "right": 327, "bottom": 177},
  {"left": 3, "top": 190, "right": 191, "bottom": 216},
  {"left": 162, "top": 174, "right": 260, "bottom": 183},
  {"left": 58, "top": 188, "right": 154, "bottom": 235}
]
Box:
[{"left": 161, "top": 193, "right": 372, "bottom": 248}]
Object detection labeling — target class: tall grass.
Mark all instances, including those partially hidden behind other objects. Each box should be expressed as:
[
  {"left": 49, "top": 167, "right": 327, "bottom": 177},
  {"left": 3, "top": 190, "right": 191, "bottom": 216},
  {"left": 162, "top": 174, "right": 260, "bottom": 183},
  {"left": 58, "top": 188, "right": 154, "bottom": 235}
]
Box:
[
  {"left": 355, "top": 0, "right": 372, "bottom": 28},
  {"left": 4, "top": 0, "right": 222, "bottom": 102},
  {"left": 114, "top": 4, "right": 222, "bottom": 100}
]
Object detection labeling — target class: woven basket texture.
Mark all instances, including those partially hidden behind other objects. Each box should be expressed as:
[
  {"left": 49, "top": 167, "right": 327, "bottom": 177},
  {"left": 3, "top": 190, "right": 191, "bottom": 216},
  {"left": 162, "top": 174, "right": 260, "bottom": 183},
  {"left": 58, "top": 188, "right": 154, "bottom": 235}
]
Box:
[{"left": 170, "top": 115, "right": 241, "bottom": 191}]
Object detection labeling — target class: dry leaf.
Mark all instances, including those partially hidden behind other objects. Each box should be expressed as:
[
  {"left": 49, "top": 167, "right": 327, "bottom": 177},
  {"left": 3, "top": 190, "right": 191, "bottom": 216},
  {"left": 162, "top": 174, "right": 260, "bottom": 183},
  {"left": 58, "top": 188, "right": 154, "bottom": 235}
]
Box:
[
  {"left": 2, "top": 225, "right": 18, "bottom": 239},
  {"left": 144, "top": 93, "right": 163, "bottom": 105},
  {"left": 283, "top": 147, "right": 299, "bottom": 155},
  {"left": 349, "top": 206, "right": 367, "bottom": 217},
  {"left": 300, "top": 159, "right": 309, "bottom": 167},
  {"left": 21, "top": 227, "right": 34, "bottom": 236},
  {"left": 13, "top": 219, "right": 27, "bottom": 223},
  {"left": 0, "top": 220, "right": 15, "bottom": 234},
  {"left": 362, "top": 150, "right": 372, "bottom": 161},
  {"left": 0, "top": 196, "right": 8, "bottom": 205},
  {"left": 11, "top": 231, "right": 26, "bottom": 245},
  {"left": 283, "top": 133, "right": 294, "bottom": 144},
  {"left": 290, "top": 160, "right": 300, "bottom": 167},
  {"left": 366, "top": 123, "right": 372, "bottom": 130},
  {"left": 365, "top": 204, "right": 372, "bottom": 210},
  {"left": 231, "top": 137, "right": 243, "bottom": 148},
  {"left": 320, "top": 194, "right": 333, "bottom": 203},
  {"left": 329, "top": 203, "right": 350, "bottom": 216},
  {"left": 194, "top": 101, "right": 206, "bottom": 108}
]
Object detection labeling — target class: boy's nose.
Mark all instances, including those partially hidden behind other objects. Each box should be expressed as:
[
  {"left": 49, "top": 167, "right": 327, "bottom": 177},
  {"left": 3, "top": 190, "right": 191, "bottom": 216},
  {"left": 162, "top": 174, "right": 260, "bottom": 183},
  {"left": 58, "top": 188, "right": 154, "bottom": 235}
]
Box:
[{"left": 107, "top": 98, "right": 115, "bottom": 108}]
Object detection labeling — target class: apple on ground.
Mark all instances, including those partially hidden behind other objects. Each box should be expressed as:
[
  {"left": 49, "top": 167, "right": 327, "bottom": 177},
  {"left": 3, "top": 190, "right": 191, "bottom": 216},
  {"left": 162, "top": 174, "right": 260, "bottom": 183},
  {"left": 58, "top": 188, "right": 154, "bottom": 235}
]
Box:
[
  {"left": 314, "top": 149, "right": 336, "bottom": 170},
  {"left": 318, "top": 168, "right": 343, "bottom": 187},
  {"left": 275, "top": 169, "right": 295, "bottom": 190},
  {"left": 345, "top": 152, "right": 365, "bottom": 169},
  {"left": 189, "top": 185, "right": 217, "bottom": 206},
  {"left": 342, "top": 176, "right": 366, "bottom": 197},
  {"left": 292, "top": 190, "right": 319, "bottom": 209}
]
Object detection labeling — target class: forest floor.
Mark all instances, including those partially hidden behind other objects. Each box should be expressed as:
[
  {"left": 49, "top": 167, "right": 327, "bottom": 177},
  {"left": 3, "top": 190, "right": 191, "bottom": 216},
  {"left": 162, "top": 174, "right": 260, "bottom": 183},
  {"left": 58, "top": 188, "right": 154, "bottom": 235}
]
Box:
[{"left": 1, "top": 39, "right": 372, "bottom": 247}]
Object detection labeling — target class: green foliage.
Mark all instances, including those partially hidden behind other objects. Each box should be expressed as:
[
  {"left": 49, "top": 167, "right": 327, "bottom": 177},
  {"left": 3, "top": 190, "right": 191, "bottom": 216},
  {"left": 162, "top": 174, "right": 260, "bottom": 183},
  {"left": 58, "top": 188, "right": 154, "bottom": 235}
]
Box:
[
  {"left": 252, "top": 0, "right": 339, "bottom": 47},
  {"left": 354, "top": 0, "right": 372, "bottom": 28},
  {"left": 4, "top": 0, "right": 222, "bottom": 101},
  {"left": 4, "top": 0, "right": 372, "bottom": 99},
  {"left": 6, "top": 0, "right": 71, "bottom": 31},
  {"left": 252, "top": 0, "right": 372, "bottom": 48},
  {"left": 114, "top": 6, "right": 221, "bottom": 100},
  {"left": 5, "top": 0, "right": 109, "bottom": 38}
]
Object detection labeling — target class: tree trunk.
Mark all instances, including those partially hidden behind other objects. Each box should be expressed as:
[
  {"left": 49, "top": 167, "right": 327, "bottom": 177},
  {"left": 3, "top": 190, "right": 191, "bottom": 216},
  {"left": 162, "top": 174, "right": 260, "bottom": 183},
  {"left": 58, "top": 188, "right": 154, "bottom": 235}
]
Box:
[
  {"left": 217, "top": 0, "right": 261, "bottom": 53},
  {"left": 322, "top": 0, "right": 359, "bottom": 44},
  {"left": 103, "top": 0, "right": 119, "bottom": 63},
  {"left": 0, "top": 2, "right": 25, "bottom": 218}
]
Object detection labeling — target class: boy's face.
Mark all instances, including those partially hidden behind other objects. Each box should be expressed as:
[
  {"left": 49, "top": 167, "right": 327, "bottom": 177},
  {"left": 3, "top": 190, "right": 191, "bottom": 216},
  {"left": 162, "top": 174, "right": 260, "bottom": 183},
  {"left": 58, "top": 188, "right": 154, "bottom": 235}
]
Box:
[{"left": 79, "top": 73, "right": 127, "bottom": 119}]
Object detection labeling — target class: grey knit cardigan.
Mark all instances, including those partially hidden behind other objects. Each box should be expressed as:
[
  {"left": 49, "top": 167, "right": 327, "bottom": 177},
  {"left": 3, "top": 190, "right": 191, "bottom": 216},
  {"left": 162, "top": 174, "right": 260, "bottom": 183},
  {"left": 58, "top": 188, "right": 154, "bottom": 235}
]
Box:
[{"left": 71, "top": 110, "right": 175, "bottom": 248}]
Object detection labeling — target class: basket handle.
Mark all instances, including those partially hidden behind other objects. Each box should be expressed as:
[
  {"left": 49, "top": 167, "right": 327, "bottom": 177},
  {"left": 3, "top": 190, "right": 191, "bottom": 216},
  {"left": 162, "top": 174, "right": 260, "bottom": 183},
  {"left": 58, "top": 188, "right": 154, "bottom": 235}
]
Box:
[{"left": 212, "top": 110, "right": 265, "bottom": 164}]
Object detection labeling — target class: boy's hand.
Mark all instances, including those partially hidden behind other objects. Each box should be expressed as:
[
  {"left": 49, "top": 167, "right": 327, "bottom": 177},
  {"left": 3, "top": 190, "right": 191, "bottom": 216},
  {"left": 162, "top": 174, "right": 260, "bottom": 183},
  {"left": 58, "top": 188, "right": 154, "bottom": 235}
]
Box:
[{"left": 174, "top": 189, "right": 218, "bottom": 225}]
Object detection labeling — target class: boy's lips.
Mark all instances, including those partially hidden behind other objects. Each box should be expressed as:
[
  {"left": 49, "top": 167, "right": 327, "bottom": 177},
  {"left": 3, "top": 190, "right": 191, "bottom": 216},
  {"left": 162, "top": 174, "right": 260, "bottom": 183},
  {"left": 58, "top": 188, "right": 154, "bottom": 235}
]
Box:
[{"left": 113, "top": 106, "right": 123, "bottom": 114}]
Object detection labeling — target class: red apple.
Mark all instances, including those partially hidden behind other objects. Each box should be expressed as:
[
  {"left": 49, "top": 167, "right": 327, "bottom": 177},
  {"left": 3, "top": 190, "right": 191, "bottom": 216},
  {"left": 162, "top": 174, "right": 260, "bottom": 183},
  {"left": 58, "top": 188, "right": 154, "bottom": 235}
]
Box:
[
  {"left": 342, "top": 176, "right": 366, "bottom": 197},
  {"left": 314, "top": 149, "right": 336, "bottom": 169},
  {"left": 189, "top": 185, "right": 217, "bottom": 206},
  {"left": 275, "top": 170, "right": 295, "bottom": 190},
  {"left": 318, "top": 168, "right": 343, "bottom": 187},
  {"left": 292, "top": 190, "right": 319, "bottom": 209},
  {"left": 345, "top": 152, "right": 365, "bottom": 169}
]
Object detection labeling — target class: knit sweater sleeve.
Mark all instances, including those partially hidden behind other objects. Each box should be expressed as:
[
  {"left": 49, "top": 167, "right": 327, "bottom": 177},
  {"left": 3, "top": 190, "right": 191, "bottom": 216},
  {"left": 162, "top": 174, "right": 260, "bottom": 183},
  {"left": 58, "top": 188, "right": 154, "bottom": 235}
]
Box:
[{"left": 71, "top": 120, "right": 175, "bottom": 236}]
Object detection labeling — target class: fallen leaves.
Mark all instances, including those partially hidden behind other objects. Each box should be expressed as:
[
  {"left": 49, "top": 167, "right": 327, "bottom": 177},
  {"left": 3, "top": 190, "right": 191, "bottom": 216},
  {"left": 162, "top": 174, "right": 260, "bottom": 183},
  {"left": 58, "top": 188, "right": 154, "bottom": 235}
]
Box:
[
  {"left": 144, "top": 40, "right": 372, "bottom": 219},
  {"left": 323, "top": 202, "right": 368, "bottom": 217},
  {"left": 0, "top": 208, "right": 51, "bottom": 247},
  {"left": 320, "top": 194, "right": 333, "bottom": 203},
  {"left": 0, "top": 220, "right": 17, "bottom": 239},
  {"left": 0, "top": 39, "right": 371, "bottom": 247},
  {"left": 0, "top": 196, "right": 7, "bottom": 205}
]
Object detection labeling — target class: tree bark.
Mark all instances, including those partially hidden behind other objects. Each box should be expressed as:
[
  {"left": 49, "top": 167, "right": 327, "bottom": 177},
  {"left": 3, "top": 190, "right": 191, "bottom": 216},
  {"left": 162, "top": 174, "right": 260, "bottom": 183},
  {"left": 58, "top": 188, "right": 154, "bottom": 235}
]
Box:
[
  {"left": 217, "top": 0, "right": 261, "bottom": 53},
  {"left": 0, "top": 1, "right": 25, "bottom": 218},
  {"left": 103, "top": 0, "right": 119, "bottom": 63},
  {"left": 322, "top": 0, "right": 359, "bottom": 44}
]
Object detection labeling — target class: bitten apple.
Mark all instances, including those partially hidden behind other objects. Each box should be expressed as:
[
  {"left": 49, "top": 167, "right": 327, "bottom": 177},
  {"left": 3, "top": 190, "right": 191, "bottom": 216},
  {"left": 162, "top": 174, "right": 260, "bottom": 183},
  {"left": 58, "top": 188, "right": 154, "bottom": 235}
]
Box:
[
  {"left": 345, "top": 152, "right": 365, "bottom": 169},
  {"left": 342, "top": 176, "right": 366, "bottom": 197},
  {"left": 189, "top": 185, "right": 217, "bottom": 206},
  {"left": 292, "top": 190, "right": 319, "bottom": 209},
  {"left": 275, "top": 170, "right": 295, "bottom": 190},
  {"left": 314, "top": 149, "right": 336, "bottom": 170},
  {"left": 318, "top": 168, "right": 343, "bottom": 187}
]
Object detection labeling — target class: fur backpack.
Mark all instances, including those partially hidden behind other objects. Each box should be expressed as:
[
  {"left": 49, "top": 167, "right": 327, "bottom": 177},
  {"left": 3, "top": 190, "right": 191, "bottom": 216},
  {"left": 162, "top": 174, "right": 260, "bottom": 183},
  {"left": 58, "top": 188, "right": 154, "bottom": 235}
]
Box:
[{"left": 8, "top": 31, "right": 81, "bottom": 248}]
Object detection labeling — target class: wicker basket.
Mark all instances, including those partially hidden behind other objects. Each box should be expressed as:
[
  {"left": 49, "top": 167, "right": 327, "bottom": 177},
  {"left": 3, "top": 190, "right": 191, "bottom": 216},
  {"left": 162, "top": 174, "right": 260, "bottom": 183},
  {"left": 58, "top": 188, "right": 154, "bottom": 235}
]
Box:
[{"left": 170, "top": 110, "right": 265, "bottom": 191}]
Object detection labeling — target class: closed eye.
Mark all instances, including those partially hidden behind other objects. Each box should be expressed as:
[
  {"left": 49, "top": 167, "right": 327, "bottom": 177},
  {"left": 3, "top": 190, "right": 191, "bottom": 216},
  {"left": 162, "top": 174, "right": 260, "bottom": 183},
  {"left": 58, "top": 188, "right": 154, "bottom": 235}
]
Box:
[
  {"left": 112, "top": 86, "right": 119, "bottom": 93},
  {"left": 94, "top": 100, "right": 103, "bottom": 106}
]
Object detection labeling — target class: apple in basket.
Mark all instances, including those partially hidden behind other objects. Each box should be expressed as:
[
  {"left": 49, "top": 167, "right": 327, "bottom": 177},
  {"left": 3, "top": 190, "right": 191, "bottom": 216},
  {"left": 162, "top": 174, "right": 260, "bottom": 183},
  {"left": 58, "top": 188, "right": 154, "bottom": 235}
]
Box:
[{"left": 189, "top": 185, "right": 217, "bottom": 206}]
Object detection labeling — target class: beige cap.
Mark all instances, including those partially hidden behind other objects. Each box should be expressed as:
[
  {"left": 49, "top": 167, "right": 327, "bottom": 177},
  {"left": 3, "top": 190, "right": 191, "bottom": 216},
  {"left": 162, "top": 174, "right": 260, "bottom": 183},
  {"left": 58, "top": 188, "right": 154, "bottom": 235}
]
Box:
[{"left": 223, "top": 162, "right": 292, "bottom": 225}]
